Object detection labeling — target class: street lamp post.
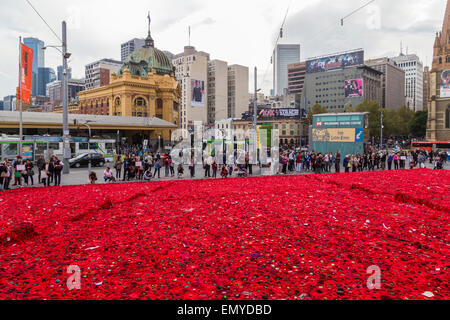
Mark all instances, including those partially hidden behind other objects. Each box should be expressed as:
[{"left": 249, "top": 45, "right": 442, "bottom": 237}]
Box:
[
  {"left": 62, "top": 21, "right": 71, "bottom": 174},
  {"left": 44, "top": 22, "right": 71, "bottom": 173}
]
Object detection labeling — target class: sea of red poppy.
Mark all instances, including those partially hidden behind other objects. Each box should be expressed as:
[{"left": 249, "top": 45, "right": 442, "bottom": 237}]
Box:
[{"left": 0, "top": 169, "right": 448, "bottom": 300}]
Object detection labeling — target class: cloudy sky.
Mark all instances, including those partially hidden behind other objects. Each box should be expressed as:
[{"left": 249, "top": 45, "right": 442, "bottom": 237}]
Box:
[{"left": 0, "top": 0, "right": 447, "bottom": 98}]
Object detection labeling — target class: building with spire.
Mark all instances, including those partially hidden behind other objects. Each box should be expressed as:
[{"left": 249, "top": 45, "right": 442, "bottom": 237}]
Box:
[
  {"left": 77, "top": 13, "right": 181, "bottom": 144},
  {"left": 427, "top": 0, "right": 450, "bottom": 141}
]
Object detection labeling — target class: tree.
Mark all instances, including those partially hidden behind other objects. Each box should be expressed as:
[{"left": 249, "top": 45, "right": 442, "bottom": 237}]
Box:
[
  {"left": 409, "top": 111, "right": 428, "bottom": 138},
  {"left": 355, "top": 100, "right": 381, "bottom": 137},
  {"left": 344, "top": 105, "right": 354, "bottom": 113},
  {"left": 307, "top": 104, "right": 328, "bottom": 125}
]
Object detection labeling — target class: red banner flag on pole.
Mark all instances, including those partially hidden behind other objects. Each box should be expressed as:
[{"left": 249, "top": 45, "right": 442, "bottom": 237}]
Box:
[{"left": 17, "top": 43, "right": 33, "bottom": 104}]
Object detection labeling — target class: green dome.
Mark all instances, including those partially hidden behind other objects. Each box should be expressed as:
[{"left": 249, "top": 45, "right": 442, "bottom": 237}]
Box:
[{"left": 119, "top": 46, "right": 174, "bottom": 77}]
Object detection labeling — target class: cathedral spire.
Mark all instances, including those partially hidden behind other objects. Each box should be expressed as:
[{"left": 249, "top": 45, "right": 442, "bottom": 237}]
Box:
[
  {"left": 145, "top": 11, "right": 154, "bottom": 48},
  {"left": 440, "top": 0, "right": 450, "bottom": 47}
]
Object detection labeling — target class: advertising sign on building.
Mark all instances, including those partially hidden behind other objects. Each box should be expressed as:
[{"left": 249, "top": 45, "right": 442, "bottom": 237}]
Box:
[
  {"left": 344, "top": 79, "right": 363, "bottom": 98},
  {"left": 312, "top": 128, "right": 363, "bottom": 143},
  {"left": 258, "top": 108, "right": 300, "bottom": 119},
  {"left": 440, "top": 70, "right": 450, "bottom": 98},
  {"left": 191, "top": 79, "right": 205, "bottom": 107},
  {"left": 306, "top": 50, "right": 364, "bottom": 74}
]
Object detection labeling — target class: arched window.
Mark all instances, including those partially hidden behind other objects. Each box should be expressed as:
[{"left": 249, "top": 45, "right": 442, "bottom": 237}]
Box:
[
  {"left": 134, "top": 97, "right": 147, "bottom": 107},
  {"left": 115, "top": 97, "right": 121, "bottom": 106}
]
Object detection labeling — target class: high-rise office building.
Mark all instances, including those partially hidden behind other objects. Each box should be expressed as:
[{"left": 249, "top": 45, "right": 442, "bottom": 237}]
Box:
[
  {"left": 121, "top": 38, "right": 146, "bottom": 62},
  {"left": 287, "top": 62, "right": 306, "bottom": 95},
  {"left": 391, "top": 53, "right": 424, "bottom": 111},
  {"left": 37, "top": 67, "right": 56, "bottom": 97},
  {"left": 85, "top": 59, "right": 122, "bottom": 90},
  {"left": 57, "top": 65, "right": 72, "bottom": 81},
  {"left": 23, "top": 37, "right": 45, "bottom": 96},
  {"left": 302, "top": 50, "right": 381, "bottom": 112},
  {"left": 365, "top": 57, "right": 406, "bottom": 110},
  {"left": 47, "top": 79, "right": 85, "bottom": 110},
  {"left": 173, "top": 46, "right": 210, "bottom": 130},
  {"left": 208, "top": 59, "right": 229, "bottom": 124},
  {"left": 0, "top": 100, "right": 3, "bottom": 110},
  {"left": 3, "top": 95, "right": 15, "bottom": 111},
  {"left": 273, "top": 44, "right": 300, "bottom": 96},
  {"left": 227, "top": 64, "right": 249, "bottom": 119}
]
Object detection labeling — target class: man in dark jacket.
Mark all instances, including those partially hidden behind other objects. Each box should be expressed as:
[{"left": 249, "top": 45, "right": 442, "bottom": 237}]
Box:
[
  {"left": 36, "top": 155, "right": 45, "bottom": 184},
  {"left": 335, "top": 151, "right": 341, "bottom": 173}
]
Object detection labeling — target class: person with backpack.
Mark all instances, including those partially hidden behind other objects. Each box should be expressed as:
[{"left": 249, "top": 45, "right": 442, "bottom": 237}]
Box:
[{"left": 153, "top": 158, "right": 161, "bottom": 179}]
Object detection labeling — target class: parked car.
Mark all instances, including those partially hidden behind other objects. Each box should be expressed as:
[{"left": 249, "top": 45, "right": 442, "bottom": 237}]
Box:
[{"left": 69, "top": 153, "right": 105, "bottom": 168}]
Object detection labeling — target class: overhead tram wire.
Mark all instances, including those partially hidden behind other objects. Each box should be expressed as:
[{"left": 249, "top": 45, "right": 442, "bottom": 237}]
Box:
[
  {"left": 260, "top": 1, "right": 292, "bottom": 91},
  {"left": 25, "top": 0, "right": 62, "bottom": 42},
  {"left": 340, "top": 0, "right": 377, "bottom": 26}
]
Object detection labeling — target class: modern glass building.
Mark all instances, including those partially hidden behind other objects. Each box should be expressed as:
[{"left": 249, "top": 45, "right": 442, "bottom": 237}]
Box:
[
  {"left": 273, "top": 44, "right": 300, "bottom": 96},
  {"left": 37, "top": 67, "right": 56, "bottom": 96},
  {"left": 311, "top": 112, "right": 369, "bottom": 156},
  {"left": 23, "top": 37, "right": 45, "bottom": 96}
]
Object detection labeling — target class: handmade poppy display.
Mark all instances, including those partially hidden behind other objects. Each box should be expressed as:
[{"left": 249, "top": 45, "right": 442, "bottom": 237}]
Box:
[{"left": 0, "top": 169, "right": 448, "bottom": 300}]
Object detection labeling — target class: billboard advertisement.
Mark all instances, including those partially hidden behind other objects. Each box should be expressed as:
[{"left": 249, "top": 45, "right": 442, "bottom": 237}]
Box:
[
  {"left": 344, "top": 78, "right": 363, "bottom": 98},
  {"left": 17, "top": 43, "right": 33, "bottom": 104},
  {"left": 440, "top": 69, "right": 450, "bottom": 98},
  {"left": 312, "top": 128, "right": 363, "bottom": 143},
  {"left": 191, "top": 79, "right": 205, "bottom": 107},
  {"left": 306, "top": 50, "right": 364, "bottom": 74},
  {"left": 258, "top": 108, "right": 300, "bottom": 119}
]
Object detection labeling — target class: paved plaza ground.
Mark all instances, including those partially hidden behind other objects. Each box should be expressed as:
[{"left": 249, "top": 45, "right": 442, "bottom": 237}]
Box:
[{"left": 4, "top": 160, "right": 449, "bottom": 189}]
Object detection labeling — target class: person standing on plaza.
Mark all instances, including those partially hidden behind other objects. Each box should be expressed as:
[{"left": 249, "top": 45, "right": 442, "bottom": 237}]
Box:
[
  {"left": 212, "top": 160, "right": 218, "bottom": 178},
  {"left": 114, "top": 156, "right": 123, "bottom": 180},
  {"left": 13, "top": 157, "right": 24, "bottom": 187},
  {"left": 123, "top": 155, "right": 130, "bottom": 181},
  {"left": 0, "top": 161, "right": 8, "bottom": 190},
  {"left": 324, "top": 153, "right": 330, "bottom": 173},
  {"left": 36, "top": 155, "right": 45, "bottom": 184},
  {"left": 48, "top": 155, "right": 55, "bottom": 185},
  {"left": 24, "top": 159, "right": 34, "bottom": 186},
  {"left": 394, "top": 153, "right": 400, "bottom": 170},
  {"left": 343, "top": 155, "right": 350, "bottom": 173},
  {"left": 335, "top": 151, "right": 341, "bottom": 173},
  {"left": 41, "top": 159, "right": 51, "bottom": 187},
  {"left": 188, "top": 156, "right": 195, "bottom": 178},
  {"left": 169, "top": 156, "right": 175, "bottom": 178},
  {"left": 154, "top": 158, "right": 162, "bottom": 179},
  {"left": 52, "top": 156, "right": 64, "bottom": 186},
  {"left": 296, "top": 152, "right": 302, "bottom": 172}
]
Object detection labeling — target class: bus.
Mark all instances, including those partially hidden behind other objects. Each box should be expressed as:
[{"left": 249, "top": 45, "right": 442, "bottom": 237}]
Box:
[
  {"left": 411, "top": 141, "right": 450, "bottom": 156},
  {"left": 0, "top": 136, "right": 116, "bottom": 162}
]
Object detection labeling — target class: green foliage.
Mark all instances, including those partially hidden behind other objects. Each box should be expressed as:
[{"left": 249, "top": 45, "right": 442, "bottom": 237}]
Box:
[
  {"left": 355, "top": 100, "right": 381, "bottom": 137},
  {"left": 307, "top": 104, "right": 328, "bottom": 125},
  {"left": 409, "top": 111, "right": 428, "bottom": 138},
  {"left": 354, "top": 100, "right": 424, "bottom": 138}
]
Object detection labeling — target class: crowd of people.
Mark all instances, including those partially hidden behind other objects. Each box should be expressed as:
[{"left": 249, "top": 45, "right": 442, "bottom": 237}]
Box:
[
  {"left": 0, "top": 147, "right": 447, "bottom": 190},
  {"left": 279, "top": 149, "right": 448, "bottom": 175},
  {"left": 0, "top": 155, "right": 64, "bottom": 190}
]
